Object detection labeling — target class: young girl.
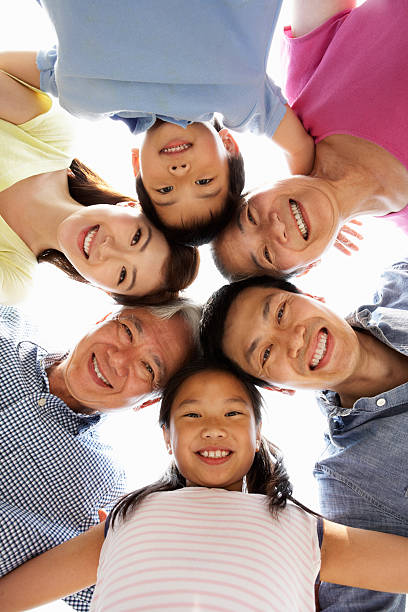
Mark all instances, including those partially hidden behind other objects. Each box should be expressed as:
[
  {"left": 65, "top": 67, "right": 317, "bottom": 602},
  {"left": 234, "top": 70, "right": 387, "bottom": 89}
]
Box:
[
  {"left": 1, "top": 361, "right": 407, "bottom": 611},
  {"left": 0, "top": 67, "right": 198, "bottom": 305}
]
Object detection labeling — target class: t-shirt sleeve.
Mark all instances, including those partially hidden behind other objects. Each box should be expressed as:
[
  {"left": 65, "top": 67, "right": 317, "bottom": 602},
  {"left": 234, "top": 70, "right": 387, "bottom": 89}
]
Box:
[
  {"left": 37, "top": 46, "right": 59, "bottom": 98},
  {"left": 282, "top": 10, "right": 351, "bottom": 104},
  {"left": 222, "top": 75, "right": 287, "bottom": 139}
]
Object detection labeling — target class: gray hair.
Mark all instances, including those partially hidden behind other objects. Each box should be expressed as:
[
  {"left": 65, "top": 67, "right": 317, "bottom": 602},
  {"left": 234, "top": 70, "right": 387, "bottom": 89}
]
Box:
[
  {"left": 145, "top": 298, "right": 202, "bottom": 350},
  {"left": 115, "top": 298, "right": 202, "bottom": 353}
]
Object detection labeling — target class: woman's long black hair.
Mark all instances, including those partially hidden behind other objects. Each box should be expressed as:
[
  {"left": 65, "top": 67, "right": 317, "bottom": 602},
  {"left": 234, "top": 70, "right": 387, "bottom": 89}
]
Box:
[
  {"left": 37, "top": 159, "right": 199, "bottom": 305},
  {"left": 110, "top": 360, "right": 313, "bottom": 528}
]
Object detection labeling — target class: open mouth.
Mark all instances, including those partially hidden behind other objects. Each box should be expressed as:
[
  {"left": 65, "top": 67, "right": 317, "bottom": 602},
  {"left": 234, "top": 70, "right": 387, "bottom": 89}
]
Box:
[
  {"left": 196, "top": 449, "right": 232, "bottom": 463},
  {"left": 82, "top": 225, "right": 99, "bottom": 258},
  {"left": 289, "top": 199, "right": 309, "bottom": 240},
  {"left": 91, "top": 353, "right": 112, "bottom": 388},
  {"left": 160, "top": 142, "right": 192, "bottom": 154},
  {"left": 309, "top": 328, "right": 328, "bottom": 370}
]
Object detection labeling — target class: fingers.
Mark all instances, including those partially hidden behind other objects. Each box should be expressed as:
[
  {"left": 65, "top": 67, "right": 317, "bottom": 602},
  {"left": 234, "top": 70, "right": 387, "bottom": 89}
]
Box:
[{"left": 340, "top": 225, "right": 363, "bottom": 240}]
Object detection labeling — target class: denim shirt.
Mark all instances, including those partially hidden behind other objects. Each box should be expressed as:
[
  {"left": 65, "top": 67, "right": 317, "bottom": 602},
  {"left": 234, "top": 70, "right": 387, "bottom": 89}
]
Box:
[
  {"left": 315, "top": 260, "right": 408, "bottom": 610},
  {"left": 316, "top": 259, "right": 408, "bottom": 522}
]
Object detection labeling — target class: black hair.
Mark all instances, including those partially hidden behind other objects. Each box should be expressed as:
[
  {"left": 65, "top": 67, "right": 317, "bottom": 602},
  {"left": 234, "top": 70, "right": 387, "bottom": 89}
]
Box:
[
  {"left": 200, "top": 276, "right": 301, "bottom": 387},
  {"left": 110, "top": 359, "right": 296, "bottom": 527},
  {"left": 136, "top": 118, "right": 246, "bottom": 246},
  {"left": 38, "top": 159, "right": 199, "bottom": 305}
]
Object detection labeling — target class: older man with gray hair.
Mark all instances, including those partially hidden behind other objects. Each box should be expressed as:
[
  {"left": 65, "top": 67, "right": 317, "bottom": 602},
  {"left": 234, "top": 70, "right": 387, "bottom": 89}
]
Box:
[{"left": 0, "top": 298, "right": 200, "bottom": 610}]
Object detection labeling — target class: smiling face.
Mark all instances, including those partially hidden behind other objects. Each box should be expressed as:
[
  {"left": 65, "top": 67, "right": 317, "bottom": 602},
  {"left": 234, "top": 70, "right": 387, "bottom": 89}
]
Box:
[
  {"left": 215, "top": 177, "right": 341, "bottom": 276},
  {"left": 55, "top": 308, "right": 192, "bottom": 412},
  {"left": 57, "top": 204, "right": 170, "bottom": 295},
  {"left": 134, "top": 121, "right": 238, "bottom": 228},
  {"left": 223, "top": 287, "right": 361, "bottom": 391},
  {"left": 163, "top": 370, "right": 261, "bottom": 491}
]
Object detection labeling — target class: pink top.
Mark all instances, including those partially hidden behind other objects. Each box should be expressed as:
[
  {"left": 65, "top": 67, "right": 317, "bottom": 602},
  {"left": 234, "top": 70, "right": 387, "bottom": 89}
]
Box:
[
  {"left": 283, "top": 0, "right": 408, "bottom": 230},
  {"left": 91, "top": 488, "right": 321, "bottom": 611}
]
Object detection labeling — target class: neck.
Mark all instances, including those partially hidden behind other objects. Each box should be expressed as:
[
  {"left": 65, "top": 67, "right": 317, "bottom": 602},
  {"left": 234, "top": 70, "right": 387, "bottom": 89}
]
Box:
[
  {"left": 313, "top": 136, "right": 408, "bottom": 221},
  {"left": 334, "top": 331, "right": 408, "bottom": 408},
  {"left": 0, "top": 169, "right": 81, "bottom": 256}
]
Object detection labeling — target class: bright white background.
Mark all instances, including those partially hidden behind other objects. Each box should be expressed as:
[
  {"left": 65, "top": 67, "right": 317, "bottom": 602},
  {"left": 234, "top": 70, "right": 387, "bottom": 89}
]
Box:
[{"left": 2, "top": 2, "right": 406, "bottom": 610}]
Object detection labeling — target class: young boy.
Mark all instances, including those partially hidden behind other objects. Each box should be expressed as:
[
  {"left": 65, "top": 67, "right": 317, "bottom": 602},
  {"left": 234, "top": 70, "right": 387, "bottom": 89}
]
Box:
[{"left": 4, "top": 0, "right": 314, "bottom": 245}]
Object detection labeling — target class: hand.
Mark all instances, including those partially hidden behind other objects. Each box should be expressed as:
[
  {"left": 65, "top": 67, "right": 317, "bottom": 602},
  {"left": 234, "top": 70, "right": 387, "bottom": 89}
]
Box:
[{"left": 334, "top": 219, "right": 363, "bottom": 256}]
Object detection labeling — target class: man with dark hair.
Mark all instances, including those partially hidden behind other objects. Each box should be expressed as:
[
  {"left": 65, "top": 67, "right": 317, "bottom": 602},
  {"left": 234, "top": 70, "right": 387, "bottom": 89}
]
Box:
[
  {"left": 1, "top": 299, "right": 200, "bottom": 610},
  {"left": 200, "top": 261, "right": 408, "bottom": 610}
]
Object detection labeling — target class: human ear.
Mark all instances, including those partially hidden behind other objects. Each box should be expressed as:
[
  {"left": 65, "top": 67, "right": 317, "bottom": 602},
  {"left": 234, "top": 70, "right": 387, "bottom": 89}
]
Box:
[
  {"left": 265, "top": 385, "right": 296, "bottom": 396},
  {"left": 131, "top": 148, "right": 140, "bottom": 176},
  {"left": 255, "top": 425, "right": 262, "bottom": 452},
  {"left": 133, "top": 396, "right": 161, "bottom": 412},
  {"left": 162, "top": 424, "right": 172, "bottom": 454},
  {"left": 219, "top": 128, "right": 240, "bottom": 157},
  {"left": 294, "top": 259, "right": 321, "bottom": 277}
]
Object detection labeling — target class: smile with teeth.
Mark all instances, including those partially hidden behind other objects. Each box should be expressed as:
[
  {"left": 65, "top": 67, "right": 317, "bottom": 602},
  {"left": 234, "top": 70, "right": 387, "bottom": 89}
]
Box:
[
  {"left": 198, "top": 449, "right": 231, "bottom": 458},
  {"left": 160, "top": 143, "right": 192, "bottom": 154},
  {"left": 310, "top": 329, "right": 328, "bottom": 370},
  {"left": 92, "top": 354, "right": 112, "bottom": 387},
  {"left": 289, "top": 199, "right": 309, "bottom": 240},
  {"left": 83, "top": 226, "right": 99, "bottom": 258}
]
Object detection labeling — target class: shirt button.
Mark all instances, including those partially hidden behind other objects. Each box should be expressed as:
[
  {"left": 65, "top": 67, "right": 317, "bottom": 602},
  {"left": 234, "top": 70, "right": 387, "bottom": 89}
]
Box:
[
  {"left": 376, "top": 398, "right": 386, "bottom": 407},
  {"left": 38, "top": 397, "right": 46, "bottom": 407}
]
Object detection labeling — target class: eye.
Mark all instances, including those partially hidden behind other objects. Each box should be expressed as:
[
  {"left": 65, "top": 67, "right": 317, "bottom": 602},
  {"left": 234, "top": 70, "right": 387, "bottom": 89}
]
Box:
[
  {"left": 118, "top": 266, "right": 126, "bottom": 285},
  {"left": 225, "top": 410, "right": 242, "bottom": 417},
  {"left": 247, "top": 207, "right": 256, "bottom": 225},
  {"left": 277, "top": 302, "right": 286, "bottom": 323},
  {"left": 195, "top": 178, "right": 213, "bottom": 186},
  {"left": 184, "top": 412, "right": 200, "bottom": 418},
  {"left": 157, "top": 186, "right": 173, "bottom": 194},
  {"left": 264, "top": 247, "right": 272, "bottom": 264},
  {"left": 143, "top": 361, "right": 155, "bottom": 380},
  {"left": 131, "top": 229, "right": 141, "bottom": 245},
  {"left": 262, "top": 346, "right": 272, "bottom": 367},
  {"left": 120, "top": 322, "right": 133, "bottom": 341}
]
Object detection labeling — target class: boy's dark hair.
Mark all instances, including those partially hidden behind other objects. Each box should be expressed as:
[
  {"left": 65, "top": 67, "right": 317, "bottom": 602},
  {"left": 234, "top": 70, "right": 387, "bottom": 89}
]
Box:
[
  {"left": 110, "top": 359, "right": 294, "bottom": 527},
  {"left": 199, "top": 276, "right": 301, "bottom": 387},
  {"left": 38, "top": 158, "right": 199, "bottom": 306},
  {"left": 136, "top": 118, "right": 245, "bottom": 246}
]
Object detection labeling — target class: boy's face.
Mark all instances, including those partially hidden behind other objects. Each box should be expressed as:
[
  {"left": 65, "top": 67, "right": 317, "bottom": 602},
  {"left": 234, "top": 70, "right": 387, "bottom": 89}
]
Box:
[{"left": 132, "top": 122, "right": 239, "bottom": 228}]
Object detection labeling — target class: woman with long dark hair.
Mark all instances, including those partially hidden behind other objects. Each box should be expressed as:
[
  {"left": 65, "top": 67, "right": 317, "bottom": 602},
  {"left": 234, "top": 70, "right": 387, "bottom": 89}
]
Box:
[{"left": 0, "top": 68, "right": 198, "bottom": 305}]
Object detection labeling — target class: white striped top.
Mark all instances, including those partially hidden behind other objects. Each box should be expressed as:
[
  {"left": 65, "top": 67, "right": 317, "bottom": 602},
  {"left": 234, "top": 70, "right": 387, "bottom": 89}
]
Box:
[{"left": 91, "top": 487, "right": 321, "bottom": 612}]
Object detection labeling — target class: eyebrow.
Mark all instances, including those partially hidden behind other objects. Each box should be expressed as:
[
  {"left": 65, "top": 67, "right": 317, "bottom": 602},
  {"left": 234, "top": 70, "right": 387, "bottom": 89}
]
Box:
[
  {"left": 126, "top": 267, "right": 137, "bottom": 292},
  {"left": 243, "top": 295, "right": 273, "bottom": 365},
  {"left": 153, "top": 354, "right": 165, "bottom": 387},
  {"left": 140, "top": 225, "right": 152, "bottom": 252},
  {"left": 175, "top": 397, "right": 248, "bottom": 409}
]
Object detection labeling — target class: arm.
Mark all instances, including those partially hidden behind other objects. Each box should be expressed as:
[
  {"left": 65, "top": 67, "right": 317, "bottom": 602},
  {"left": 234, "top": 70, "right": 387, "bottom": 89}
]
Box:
[
  {"left": 0, "top": 52, "right": 40, "bottom": 88},
  {"left": 290, "top": 1, "right": 357, "bottom": 37},
  {"left": 0, "top": 52, "right": 45, "bottom": 124},
  {"left": 0, "top": 522, "right": 104, "bottom": 611},
  {"left": 321, "top": 519, "right": 408, "bottom": 593},
  {"left": 272, "top": 105, "right": 315, "bottom": 175}
]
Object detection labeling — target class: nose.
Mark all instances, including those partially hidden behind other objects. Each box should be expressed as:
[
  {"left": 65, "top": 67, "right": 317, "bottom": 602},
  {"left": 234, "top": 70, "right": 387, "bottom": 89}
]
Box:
[
  {"left": 287, "top": 324, "right": 306, "bottom": 359},
  {"left": 266, "top": 212, "right": 287, "bottom": 244},
  {"left": 168, "top": 162, "right": 190, "bottom": 176},
  {"left": 107, "top": 346, "right": 136, "bottom": 377},
  {"left": 201, "top": 418, "right": 227, "bottom": 440}
]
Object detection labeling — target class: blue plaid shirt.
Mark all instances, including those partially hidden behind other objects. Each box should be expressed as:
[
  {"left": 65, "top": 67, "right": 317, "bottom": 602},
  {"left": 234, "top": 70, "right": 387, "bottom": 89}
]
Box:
[{"left": 0, "top": 306, "right": 126, "bottom": 611}]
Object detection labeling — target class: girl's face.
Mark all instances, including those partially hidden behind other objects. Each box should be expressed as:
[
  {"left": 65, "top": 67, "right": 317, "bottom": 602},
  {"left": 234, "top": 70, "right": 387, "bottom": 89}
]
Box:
[
  {"left": 57, "top": 203, "right": 170, "bottom": 295},
  {"left": 163, "top": 370, "right": 261, "bottom": 491}
]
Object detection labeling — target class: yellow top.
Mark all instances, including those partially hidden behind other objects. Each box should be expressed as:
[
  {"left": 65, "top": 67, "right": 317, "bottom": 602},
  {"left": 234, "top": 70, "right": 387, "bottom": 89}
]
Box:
[{"left": 0, "top": 71, "right": 76, "bottom": 304}]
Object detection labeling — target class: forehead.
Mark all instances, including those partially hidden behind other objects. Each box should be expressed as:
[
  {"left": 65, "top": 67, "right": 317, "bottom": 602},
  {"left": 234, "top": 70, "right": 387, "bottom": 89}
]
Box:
[
  {"left": 154, "top": 189, "right": 228, "bottom": 228},
  {"left": 172, "top": 370, "right": 253, "bottom": 407},
  {"left": 216, "top": 220, "right": 265, "bottom": 278}
]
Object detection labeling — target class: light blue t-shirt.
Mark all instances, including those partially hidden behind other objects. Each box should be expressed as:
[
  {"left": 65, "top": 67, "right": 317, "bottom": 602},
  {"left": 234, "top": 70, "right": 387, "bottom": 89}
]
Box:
[{"left": 37, "top": 0, "right": 287, "bottom": 136}]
